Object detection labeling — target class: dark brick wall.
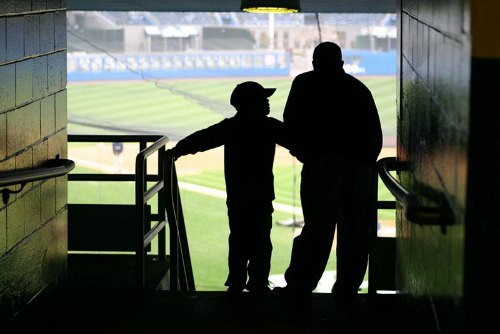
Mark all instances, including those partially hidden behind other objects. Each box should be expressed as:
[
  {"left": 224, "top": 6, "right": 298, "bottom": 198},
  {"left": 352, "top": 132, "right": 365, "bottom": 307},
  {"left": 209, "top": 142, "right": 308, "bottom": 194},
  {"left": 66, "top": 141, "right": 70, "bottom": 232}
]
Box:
[
  {"left": 0, "top": 0, "right": 67, "bottom": 319},
  {"left": 397, "top": 0, "right": 470, "bottom": 328}
]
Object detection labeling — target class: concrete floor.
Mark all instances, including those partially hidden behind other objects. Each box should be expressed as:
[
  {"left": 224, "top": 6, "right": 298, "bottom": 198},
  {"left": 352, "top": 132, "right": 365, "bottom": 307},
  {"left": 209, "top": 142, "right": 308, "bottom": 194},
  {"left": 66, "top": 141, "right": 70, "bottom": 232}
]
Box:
[{"left": 7, "top": 288, "right": 439, "bottom": 334}]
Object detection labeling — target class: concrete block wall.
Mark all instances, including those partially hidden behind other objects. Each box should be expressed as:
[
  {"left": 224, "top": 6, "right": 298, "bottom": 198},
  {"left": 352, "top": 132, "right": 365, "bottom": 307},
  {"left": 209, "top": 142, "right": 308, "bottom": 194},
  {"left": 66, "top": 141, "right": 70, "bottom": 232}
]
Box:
[
  {"left": 397, "top": 0, "right": 470, "bottom": 316},
  {"left": 0, "top": 0, "right": 68, "bottom": 319}
]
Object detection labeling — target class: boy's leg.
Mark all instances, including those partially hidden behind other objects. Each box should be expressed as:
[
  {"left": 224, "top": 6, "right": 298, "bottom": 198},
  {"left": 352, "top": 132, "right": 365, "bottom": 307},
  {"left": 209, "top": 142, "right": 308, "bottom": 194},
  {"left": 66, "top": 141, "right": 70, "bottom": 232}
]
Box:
[
  {"left": 225, "top": 210, "right": 249, "bottom": 292},
  {"left": 246, "top": 206, "right": 273, "bottom": 292},
  {"left": 225, "top": 230, "right": 248, "bottom": 292}
]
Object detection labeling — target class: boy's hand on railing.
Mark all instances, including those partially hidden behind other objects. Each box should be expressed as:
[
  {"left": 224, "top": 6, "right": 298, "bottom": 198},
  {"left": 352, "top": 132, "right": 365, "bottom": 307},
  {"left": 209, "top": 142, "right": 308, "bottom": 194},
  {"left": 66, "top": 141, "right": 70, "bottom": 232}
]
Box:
[{"left": 166, "top": 149, "right": 179, "bottom": 161}]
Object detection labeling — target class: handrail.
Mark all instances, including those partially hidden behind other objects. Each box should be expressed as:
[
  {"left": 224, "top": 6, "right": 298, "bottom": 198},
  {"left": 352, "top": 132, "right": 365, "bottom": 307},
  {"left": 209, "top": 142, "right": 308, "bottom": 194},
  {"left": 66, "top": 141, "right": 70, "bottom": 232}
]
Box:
[
  {"left": 69, "top": 134, "right": 164, "bottom": 143},
  {"left": 68, "top": 134, "right": 195, "bottom": 292},
  {"left": 377, "top": 157, "right": 453, "bottom": 232},
  {"left": 135, "top": 135, "right": 170, "bottom": 289},
  {"left": 0, "top": 157, "right": 75, "bottom": 204},
  {"left": 164, "top": 152, "right": 196, "bottom": 292},
  {"left": 135, "top": 135, "right": 194, "bottom": 291},
  {"left": 68, "top": 134, "right": 163, "bottom": 183}
]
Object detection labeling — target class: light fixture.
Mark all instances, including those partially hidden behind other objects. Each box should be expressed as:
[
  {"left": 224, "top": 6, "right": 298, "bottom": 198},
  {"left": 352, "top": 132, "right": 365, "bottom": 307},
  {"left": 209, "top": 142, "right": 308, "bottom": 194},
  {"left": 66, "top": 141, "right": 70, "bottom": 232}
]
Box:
[{"left": 241, "top": 0, "right": 301, "bottom": 13}]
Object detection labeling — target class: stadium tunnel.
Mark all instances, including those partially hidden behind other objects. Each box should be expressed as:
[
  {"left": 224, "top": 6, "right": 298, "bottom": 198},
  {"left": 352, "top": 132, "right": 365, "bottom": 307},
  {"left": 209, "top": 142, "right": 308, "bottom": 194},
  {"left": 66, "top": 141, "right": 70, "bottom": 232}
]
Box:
[{"left": 1, "top": 1, "right": 500, "bottom": 333}]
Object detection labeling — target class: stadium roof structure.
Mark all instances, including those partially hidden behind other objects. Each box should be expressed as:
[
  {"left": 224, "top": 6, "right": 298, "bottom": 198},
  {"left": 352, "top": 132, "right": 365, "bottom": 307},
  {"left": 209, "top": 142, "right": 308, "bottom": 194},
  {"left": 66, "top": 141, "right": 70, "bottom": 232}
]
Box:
[{"left": 67, "top": 0, "right": 396, "bottom": 13}]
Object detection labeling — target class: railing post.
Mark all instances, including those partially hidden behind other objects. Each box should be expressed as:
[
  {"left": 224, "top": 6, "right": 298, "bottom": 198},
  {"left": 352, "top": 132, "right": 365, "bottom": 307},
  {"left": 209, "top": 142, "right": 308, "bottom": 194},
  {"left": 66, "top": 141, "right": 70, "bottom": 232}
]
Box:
[
  {"left": 368, "top": 164, "right": 380, "bottom": 295},
  {"left": 171, "top": 161, "right": 195, "bottom": 291},
  {"left": 164, "top": 155, "right": 179, "bottom": 291},
  {"left": 158, "top": 146, "right": 166, "bottom": 261},
  {"left": 135, "top": 156, "right": 146, "bottom": 289}
]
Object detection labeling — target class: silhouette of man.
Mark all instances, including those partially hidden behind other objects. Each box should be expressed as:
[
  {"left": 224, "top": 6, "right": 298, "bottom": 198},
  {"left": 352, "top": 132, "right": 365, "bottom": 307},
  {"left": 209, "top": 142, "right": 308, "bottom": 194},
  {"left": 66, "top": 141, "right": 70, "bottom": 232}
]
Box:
[
  {"left": 278, "top": 41, "right": 383, "bottom": 299},
  {"left": 167, "top": 81, "right": 293, "bottom": 294}
]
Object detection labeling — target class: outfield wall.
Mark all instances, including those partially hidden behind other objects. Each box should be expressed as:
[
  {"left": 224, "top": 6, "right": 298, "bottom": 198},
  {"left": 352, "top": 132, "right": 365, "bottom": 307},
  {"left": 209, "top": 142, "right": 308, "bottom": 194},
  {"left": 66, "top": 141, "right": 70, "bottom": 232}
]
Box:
[
  {"left": 342, "top": 50, "right": 396, "bottom": 75},
  {"left": 67, "top": 50, "right": 396, "bottom": 81}
]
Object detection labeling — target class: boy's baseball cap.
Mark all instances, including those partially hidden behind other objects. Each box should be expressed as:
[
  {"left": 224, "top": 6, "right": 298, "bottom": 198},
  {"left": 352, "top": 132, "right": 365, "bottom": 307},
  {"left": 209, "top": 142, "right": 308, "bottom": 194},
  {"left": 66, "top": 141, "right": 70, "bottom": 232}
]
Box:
[{"left": 230, "top": 81, "right": 276, "bottom": 108}]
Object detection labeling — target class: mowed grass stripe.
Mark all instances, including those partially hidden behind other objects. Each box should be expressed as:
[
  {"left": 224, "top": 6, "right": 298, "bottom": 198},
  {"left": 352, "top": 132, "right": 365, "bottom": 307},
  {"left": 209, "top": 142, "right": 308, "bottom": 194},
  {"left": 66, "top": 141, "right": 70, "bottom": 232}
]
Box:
[
  {"left": 179, "top": 177, "right": 226, "bottom": 191},
  {"left": 68, "top": 93, "right": 171, "bottom": 114},
  {"left": 126, "top": 98, "right": 212, "bottom": 116},
  {"left": 68, "top": 76, "right": 396, "bottom": 139},
  {"left": 68, "top": 84, "right": 170, "bottom": 107},
  {"left": 170, "top": 78, "right": 292, "bottom": 107},
  {"left": 134, "top": 109, "right": 222, "bottom": 129},
  {"left": 69, "top": 82, "right": 173, "bottom": 99},
  {"left": 179, "top": 81, "right": 234, "bottom": 97},
  {"left": 68, "top": 83, "right": 160, "bottom": 103},
  {"left": 359, "top": 77, "right": 395, "bottom": 87},
  {"left": 375, "top": 93, "right": 396, "bottom": 107},
  {"left": 89, "top": 98, "right": 211, "bottom": 120},
  {"left": 70, "top": 97, "right": 174, "bottom": 117},
  {"left": 70, "top": 84, "right": 229, "bottom": 121},
  {"left": 69, "top": 84, "right": 223, "bottom": 129},
  {"left": 170, "top": 81, "right": 235, "bottom": 103}
]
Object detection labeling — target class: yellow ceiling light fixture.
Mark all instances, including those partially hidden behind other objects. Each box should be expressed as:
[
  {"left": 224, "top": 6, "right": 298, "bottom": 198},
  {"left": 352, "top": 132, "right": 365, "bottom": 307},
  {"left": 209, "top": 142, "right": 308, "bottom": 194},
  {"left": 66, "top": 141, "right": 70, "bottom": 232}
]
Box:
[{"left": 241, "top": 0, "right": 301, "bottom": 13}]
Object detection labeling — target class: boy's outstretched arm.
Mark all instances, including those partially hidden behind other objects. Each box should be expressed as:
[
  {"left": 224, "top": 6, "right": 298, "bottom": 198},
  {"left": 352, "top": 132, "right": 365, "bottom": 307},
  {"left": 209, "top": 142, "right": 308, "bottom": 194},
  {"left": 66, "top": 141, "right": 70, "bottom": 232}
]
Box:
[
  {"left": 165, "top": 148, "right": 179, "bottom": 161},
  {"left": 166, "top": 120, "right": 228, "bottom": 161}
]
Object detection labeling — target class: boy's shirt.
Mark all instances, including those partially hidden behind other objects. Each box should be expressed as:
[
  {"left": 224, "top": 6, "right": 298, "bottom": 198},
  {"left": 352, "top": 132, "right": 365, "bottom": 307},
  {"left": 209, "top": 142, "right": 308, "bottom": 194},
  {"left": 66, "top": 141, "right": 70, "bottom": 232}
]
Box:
[{"left": 171, "top": 114, "right": 291, "bottom": 207}]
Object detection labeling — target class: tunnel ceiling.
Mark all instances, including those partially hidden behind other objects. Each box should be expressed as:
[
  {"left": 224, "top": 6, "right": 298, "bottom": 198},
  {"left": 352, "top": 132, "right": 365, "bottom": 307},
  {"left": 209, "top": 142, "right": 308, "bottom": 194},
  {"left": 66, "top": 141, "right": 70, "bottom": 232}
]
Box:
[{"left": 66, "top": 0, "right": 396, "bottom": 13}]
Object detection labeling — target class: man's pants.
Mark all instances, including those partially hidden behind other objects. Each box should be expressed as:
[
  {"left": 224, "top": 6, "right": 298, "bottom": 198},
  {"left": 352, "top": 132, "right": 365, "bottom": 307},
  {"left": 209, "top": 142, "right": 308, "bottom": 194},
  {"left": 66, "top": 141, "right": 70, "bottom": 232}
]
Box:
[{"left": 284, "top": 159, "right": 377, "bottom": 293}]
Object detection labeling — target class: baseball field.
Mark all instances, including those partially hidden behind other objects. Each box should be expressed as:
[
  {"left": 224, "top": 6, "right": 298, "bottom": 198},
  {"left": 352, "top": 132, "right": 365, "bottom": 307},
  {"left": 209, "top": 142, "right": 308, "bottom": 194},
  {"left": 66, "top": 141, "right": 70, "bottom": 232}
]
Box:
[{"left": 67, "top": 76, "right": 397, "bottom": 291}]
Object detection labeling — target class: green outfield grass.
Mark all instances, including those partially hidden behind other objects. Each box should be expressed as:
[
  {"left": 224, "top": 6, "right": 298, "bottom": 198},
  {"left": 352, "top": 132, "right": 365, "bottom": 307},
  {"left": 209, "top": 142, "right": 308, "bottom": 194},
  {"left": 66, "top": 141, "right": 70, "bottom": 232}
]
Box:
[{"left": 67, "top": 77, "right": 396, "bottom": 140}]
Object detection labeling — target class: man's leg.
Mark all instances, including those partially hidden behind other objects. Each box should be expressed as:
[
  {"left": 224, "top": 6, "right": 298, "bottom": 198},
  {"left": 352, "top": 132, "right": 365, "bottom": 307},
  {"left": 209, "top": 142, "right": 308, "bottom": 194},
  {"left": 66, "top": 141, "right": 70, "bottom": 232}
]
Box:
[
  {"left": 333, "top": 162, "right": 376, "bottom": 295},
  {"left": 284, "top": 162, "right": 343, "bottom": 292}
]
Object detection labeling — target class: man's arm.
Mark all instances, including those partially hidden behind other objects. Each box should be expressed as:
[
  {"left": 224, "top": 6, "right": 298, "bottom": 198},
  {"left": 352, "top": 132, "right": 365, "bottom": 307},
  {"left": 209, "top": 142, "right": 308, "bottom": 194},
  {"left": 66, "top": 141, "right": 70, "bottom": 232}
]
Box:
[
  {"left": 268, "top": 117, "right": 304, "bottom": 163},
  {"left": 365, "top": 90, "right": 383, "bottom": 161},
  {"left": 283, "top": 78, "right": 301, "bottom": 125}
]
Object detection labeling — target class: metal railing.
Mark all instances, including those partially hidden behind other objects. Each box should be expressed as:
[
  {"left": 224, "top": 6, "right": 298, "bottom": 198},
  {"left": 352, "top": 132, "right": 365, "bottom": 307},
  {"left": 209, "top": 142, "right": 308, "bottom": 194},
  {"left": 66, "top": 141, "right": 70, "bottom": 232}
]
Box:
[
  {"left": 0, "top": 156, "right": 75, "bottom": 204},
  {"left": 164, "top": 153, "right": 195, "bottom": 292},
  {"left": 68, "top": 134, "right": 195, "bottom": 291},
  {"left": 377, "top": 157, "right": 454, "bottom": 233},
  {"left": 134, "top": 135, "right": 169, "bottom": 289}
]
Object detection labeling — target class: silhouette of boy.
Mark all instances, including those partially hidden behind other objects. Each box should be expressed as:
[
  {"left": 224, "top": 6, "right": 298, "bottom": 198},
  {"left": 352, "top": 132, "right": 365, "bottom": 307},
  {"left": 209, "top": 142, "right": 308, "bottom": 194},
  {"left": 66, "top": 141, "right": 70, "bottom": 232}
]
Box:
[{"left": 168, "top": 81, "right": 292, "bottom": 294}]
